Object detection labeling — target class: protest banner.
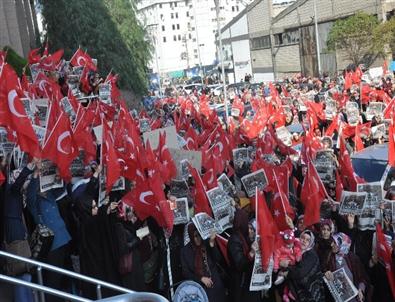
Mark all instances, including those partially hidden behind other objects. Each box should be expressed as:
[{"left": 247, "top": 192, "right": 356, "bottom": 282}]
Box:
[
  {"left": 169, "top": 148, "right": 202, "bottom": 178},
  {"left": 173, "top": 197, "right": 190, "bottom": 225},
  {"left": 192, "top": 213, "right": 222, "bottom": 240},
  {"left": 39, "top": 159, "right": 64, "bottom": 193},
  {"left": 143, "top": 126, "right": 178, "bottom": 150},
  {"left": 339, "top": 191, "right": 367, "bottom": 216},
  {"left": 206, "top": 186, "right": 234, "bottom": 231}
]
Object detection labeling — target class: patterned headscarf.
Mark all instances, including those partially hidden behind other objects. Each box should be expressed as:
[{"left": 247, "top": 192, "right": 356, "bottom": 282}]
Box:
[{"left": 332, "top": 232, "right": 351, "bottom": 256}]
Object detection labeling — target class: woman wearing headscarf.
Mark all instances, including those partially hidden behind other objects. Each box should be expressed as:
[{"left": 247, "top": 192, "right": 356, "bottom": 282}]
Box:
[
  {"left": 315, "top": 219, "right": 335, "bottom": 270},
  {"left": 75, "top": 165, "right": 121, "bottom": 299},
  {"left": 180, "top": 223, "right": 226, "bottom": 302},
  {"left": 227, "top": 209, "right": 260, "bottom": 302},
  {"left": 323, "top": 232, "right": 372, "bottom": 302},
  {"left": 283, "top": 230, "right": 325, "bottom": 302}
]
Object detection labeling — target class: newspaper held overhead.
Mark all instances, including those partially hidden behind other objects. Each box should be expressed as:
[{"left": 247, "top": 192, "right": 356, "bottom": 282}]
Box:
[
  {"left": 323, "top": 268, "right": 358, "bottom": 302},
  {"left": 241, "top": 169, "right": 268, "bottom": 198},
  {"left": 206, "top": 186, "right": 235, "bottom": 231},
  {"left": 173, "top": 198, "right": 190, "bottom": 225},
  {"left": 39, "top": 159, "right": 64, "bottom": 193},
  {"left": 357, "top": 182, "right": 383, "bottom": 231},
  {"left": 339, "top": 191, "right": 367, "bottom": 216},
  {"left": 192, "top": 213, "right": 222, "bottom": 240},
  {"left": 217, "top": 173, "right": 236, "bottom": 197}
]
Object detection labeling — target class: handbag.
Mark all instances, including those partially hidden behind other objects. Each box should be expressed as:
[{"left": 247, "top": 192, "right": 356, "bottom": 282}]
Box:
[
  {"left": 118, "top": 251, "right": 133, "bottom": 275},
  {"left": 3, "top": 239, "right": 32, "bottom": 276},
  {"left": 30, "top": 215, "right": 54, "bottom": 260}
]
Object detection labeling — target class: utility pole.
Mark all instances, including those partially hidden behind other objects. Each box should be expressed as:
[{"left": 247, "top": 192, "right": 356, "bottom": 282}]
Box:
[
  {"left": 147, "top": 23, "right": 162, "bottom": 98},
  {"left": 192, "top": 0, "right": 204, "bottom": 84},
  {"left": 313, "top": 0, "right": 322, "bottom": 76},
  {"left": 267, "top": 0, "right": 277, "bottom": 80},
  {"left": 214, "top": 0, "right": 228, "bottom": 123}
]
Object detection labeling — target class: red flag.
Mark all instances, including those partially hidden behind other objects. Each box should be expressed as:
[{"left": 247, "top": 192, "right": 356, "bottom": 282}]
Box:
[
  {"left": 202, "top": 168, "right": 218, "bottom": 190},
  {"left": 102, "top": 121, "right": 121, "bottom": 192},
  {"left": 354, "top": 122, "right": 365, "bottom": 152},
  {"left": 376, "top": 224, "right": 395, "bottom": 299},
  {"left": 271, "top": 172, "right": 294, "bottom": 231},
  {"left": 185, "top": 125, "right": 198, "bottom": 150},
  {"left": 70, "top": 48, "right": 97, "bottom": 71},
  {"left": 0, "top": 64, "right": 41, "bottom": 157},
  {"left": 28, "top": 48, "right": 41, "bottom": 64},
  {"left": 215, "top": 234, "right": 230, "bottom": 266},
  {"left": 256, "top": 189, "right": 278, "bottom": 270},
  {"left": 38, "top": 49, "right": 63, "bottom": 71},
  {"left": 300, "top": 160, "right": 327, "bottom": 226},
  {"left": 0, "top": 170, "right": 5, "bottom": 185},
  {"left": 188, "top": 163, "right": 213, "bottom": 216},
  {"left": 42, "top": 112, "right": 78, "bottom": 180},
  {"left": 158, "top": 132, "right": 177, "bottom": 183},
  {"left": 335, "top": 170, "right": 344, "bottom": 201},
  {"left": 338, "top": 135, "right": 358, "bottom": 191}
]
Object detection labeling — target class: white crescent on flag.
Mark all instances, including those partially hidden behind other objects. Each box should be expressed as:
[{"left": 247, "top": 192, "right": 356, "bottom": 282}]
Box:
[
  {"left": 139, "top": 191, "right": 153, "bottom": 205},
  {"left": 57, "top": 131, "right": 71, "bottom": 154},
  {"left": 77, "top": 56, "right": 86, "bottom": 66},
  {"left": 8, "top": 90, "right": 26, "bottom": 118}
]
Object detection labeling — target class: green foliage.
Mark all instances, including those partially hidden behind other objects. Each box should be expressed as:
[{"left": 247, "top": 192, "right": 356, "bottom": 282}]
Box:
[
  {"left": 373, "top": 18, "right": 395, "bottom": 55},
  {"left": 3, "top": 46, "right": 29, "bottom": 77},
  {"left": 327, "top": 12, "right": 379, "bottom": 65},
  {"left": 37, "top": 0, "right": 151, "bottom": 95}
]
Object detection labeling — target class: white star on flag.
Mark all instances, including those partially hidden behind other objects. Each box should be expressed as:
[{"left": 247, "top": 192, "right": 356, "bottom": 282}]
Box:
[
  {"left": 148, "top": 169, "right": 154, "bottom": 177},
  {"left": 274, "top": 209, "right": 280, "bottom": 217},
  {"left": 163, "top": 160, "right": 168, "bottom": 166}
]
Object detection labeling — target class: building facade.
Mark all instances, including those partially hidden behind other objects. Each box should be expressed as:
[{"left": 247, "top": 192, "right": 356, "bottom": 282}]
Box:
[
  {"left": 219, "top": 0, "right": 395, "bottom": 82},
  {"left": 0, "top": 0, "right": 39, "bottom": 57},
  {"left": 137, "top": 0, "right": 247, "bottom": 77}
]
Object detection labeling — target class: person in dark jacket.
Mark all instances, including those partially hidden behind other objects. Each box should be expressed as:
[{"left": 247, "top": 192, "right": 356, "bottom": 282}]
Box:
[
  {"left": 323, "top": 232, "right": 372, "bottom": 302},
  {"left": 284, "top": 230, "right": 325, "bottom": 302},
  {"left": 3, "top": 159, "right": 36, "bottom": 302},
  {"left": 227, "top": 209, "right": 260, "bottom": 302},
  {"left": 181, "top": 223, "right": 226, "bottom": 302},
  {"left": 26, "top": 164, "right": 71, "bottom": 302}
]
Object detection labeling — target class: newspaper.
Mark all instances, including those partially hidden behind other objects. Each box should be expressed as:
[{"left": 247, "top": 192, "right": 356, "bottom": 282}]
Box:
[
  {"left": 366, "top": 102, "right": 385, "bottom": 121},
  {"left": 173, "top": 197, "right": 190, "bottom": 225},
  {"left": 21, "top": 98, "right": 34, "bottom": 121},
  {"left": 191, "top": 213, "right": 222, "bottom": 240},
  {"left": 170, "top": 179, "right": 190, "bottom": 198},
  {"left": 184, "top": 223, "right": 191, "bottom": 246},
  {"left": 111, "top": 177, "right": 125, "bottom": 192},
  {"left": 276, "top": 126, "right": 292, "bottom": 147},
  {"left": 70, "top": 151, "right": 86, "bottom": 178},
  {"left": 169, "top": 149, "right": 202, "bottom": 179},
  {"left": 206, "top": 186, "right": 234, "bottom": 231},
  {"left": 250, "top": 243, "right": 273, "bottom": 291},
  {"left": 375, "top": 199, "right": 394, "bottom": 227},
  {"left": 345, "top": 102, "right": 359, "bottom": 126},
  {"left": 241, "top": 169, "right": 268, "bottom": 197},
  {"left": 39, "top": 159, "right": 64, "bottom": 193},
  {"left": 325, "top": 99, "right": 336, "bottom": 120},
  {"left": 60, "top": 97, "right": 77, "bottom": 124},
  {"left": 323, "top": 268, "right": 358, "bottom": 302},
  {"left": 32, "top": 125, "right": 47, "bottom": 146},
  {"left": 371, "top": 124, "right": 386, "bottom": 139},
  {"left": 339, "top": 191, "right": 367, "bottom": 216},
  {"left": 99, "top": 83, "right": 111, "bottom": 104},
  {"left": 233, "top": 148, "right": 249, "bottom": 167},
  {"left": 314, "top": 150, "right": 336, "bottom": 184},
  {"left": 139, "top": 118, "right": 151, "bottom": 133},
  {"left": 357, "top": 182, "right": 383, "bottom": 230},
  {"left": 217, "top": 173, "right": 236, "bottom": 197},
  {"left": 0, "top": 127, "right": 15, "bottom": 155},
  {"left": 380, "top": 165, "right": 395, "bottom": 192},
  {"left": 32, "top": 98, "right": 50, "bottom": 128}
]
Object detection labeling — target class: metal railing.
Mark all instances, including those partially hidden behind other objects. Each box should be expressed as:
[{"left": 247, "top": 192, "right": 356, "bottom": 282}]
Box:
[{"left": 0, "top": 250, "right": 168, "bottom": 302}]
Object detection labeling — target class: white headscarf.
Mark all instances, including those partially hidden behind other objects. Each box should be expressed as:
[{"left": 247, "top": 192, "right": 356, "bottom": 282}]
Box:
[{"left": 300, "top": 230, "right": 315, "bottom": 252}]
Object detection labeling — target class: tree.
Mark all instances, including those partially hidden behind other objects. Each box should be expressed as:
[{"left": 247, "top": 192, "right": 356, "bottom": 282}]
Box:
[
  {"left": 37, "top": 0, "right": 151, "bottom": 95},
  {"left": 327, "top": 12, "right": 379, "bottom": 65},
  {"left": 373, "top": 17, "right": 395, "bottom": 56}
]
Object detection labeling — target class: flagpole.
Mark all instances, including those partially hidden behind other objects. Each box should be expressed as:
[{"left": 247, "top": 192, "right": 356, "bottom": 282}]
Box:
[{"left": 165, "top": 236, "right": 174, "bottom": 299}]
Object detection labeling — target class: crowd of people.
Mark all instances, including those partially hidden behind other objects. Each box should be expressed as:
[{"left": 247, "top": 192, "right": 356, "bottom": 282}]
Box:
[{"left": 0, "top": 46, "right": 395, "bottom": 302}]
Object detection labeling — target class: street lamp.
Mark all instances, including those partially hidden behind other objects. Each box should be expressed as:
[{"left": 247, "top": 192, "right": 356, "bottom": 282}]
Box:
[
  {"left": 313, "top": 0, "right": 321, "bottom": 76},
  {"left": 214, "top": 0, "right": 229, "bottom": 123},
  {"left": 146, "top": 23, "right": 163, "bottom": 98}
]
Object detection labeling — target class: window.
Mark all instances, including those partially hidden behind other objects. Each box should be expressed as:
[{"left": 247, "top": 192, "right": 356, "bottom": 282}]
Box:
[
  {"left": 178, "top": 34, "right": 181, "bottom": 40},
  {"left": 191, "top": 16, "right": 194, "bottom": 20},
  {"left": 193, "top": 38, "right": 196, "bottom": 42},
  {"left": 176, "top": 12, "right": 178, "bottom": 18},
  {"left": 232, "top": 6, "right": 234, "bottom": 11},
  {"left": 194, "top": 49, "right": 198, "bottom": 53},
  {"left": 236, "top": 5, "right": 239, "bottom": 11},
  {"left": 163, "top": 37, "right": 167, "bottom": 42},
  {"left": 174, "top": 2, "right": 177, "bottom": 7},
  {"left": 274, "top": 29, "right": 299, "bottom": 46},
  {"left": 189, "top": 33, "right": 192, "bottom": 39},
  {"left": 159, "top": 3, "right": 162, "bottom": 8},
  {"left": 171, "top": 13, "right": 174, "bottom": 18},
  {"left": 162, "top": 25, "right": 165, "bottom": 31},
  {"left": 194, "top": 55, "right": 199, "bottom": 59},
  {"left": 191, "top": 27, "right": 195, "bottom": 30},
  {"left": 186, "top": 11, "right": 189, "bottom": 17},
  {"left": 177, "top": 24, "right": 180, "bottom": 30},
  {"left": 172, "top": 24, "right": 175, "bottom": 30},
  {"left": 160, "top": 14, "right": 164, "bottom": 20},
  {"left": 250, "top": 35, "right": 271, "bottom": 50},
  {"left": 174, "top": 35, "right": 177, "bottom": 41}
]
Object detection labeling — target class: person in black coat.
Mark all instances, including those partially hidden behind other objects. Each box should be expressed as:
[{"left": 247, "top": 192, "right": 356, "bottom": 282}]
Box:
[
  {"left": 227, "top": 209, "right": 260, "bottom": 302},
  {"left": 181, "top": 223, "right": 226, "bottom": 302}
]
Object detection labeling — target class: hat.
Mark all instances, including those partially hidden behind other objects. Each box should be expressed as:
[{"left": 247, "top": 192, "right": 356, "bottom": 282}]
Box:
[{"left": 239, "top": 197, "right": 250, "bottom": 208}]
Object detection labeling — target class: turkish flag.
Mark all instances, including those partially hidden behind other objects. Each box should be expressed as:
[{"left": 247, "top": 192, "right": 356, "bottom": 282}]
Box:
[
  {"left": 256, "top": 189, "right": 278, "bottom": 270},
  {"left": 42, "top": 112, "right": 78, "bottom": 180},
  {"left": 38, "top": 49, "right": 63, "bottom": 71},
  {"left": 215, "top": 234, "right": 230, "bottom": 266},
  {"left": 0, "top": 64, "right": 41, "bottom": 158},
  {"left": 28, "top": 47, "right": 41, "bottom": 64},
  {"left": 158, "top": 131, "right": 177, "bottom": 183},
  {"left": 188, "top": 163, "right": 213, "bottom": 216},
  {"left": 73, "top": 106, "right": 97, "bottom": 163},
  {"left": 0, "top": 170, "right": 5, "bottom": 185},
  {"left": 271, "top": 172, "right": 295, "bottom": 230},
  {"left": 202, "top": 168, "right": 218, "bottom": 190},
  {"left": 375, "top": 224, "right": 395, "bottom": 299},
  {"left": 338, "top": 135, "right": 358, "bottom": 191},
  {"left": 354, "top": 122, "right": 365, "bottom": 152},
  {"left": 102, "top": 121, "right": 121, "bottom": 192},
  {"left": 70, "top": 48, "right": 97, "bottom": 71},
  {"left": 185, "top": 125, "right": 198, "bottom": 150},
  {"left": 300, "top": 160, "right": 327, "bottom": 227}
]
